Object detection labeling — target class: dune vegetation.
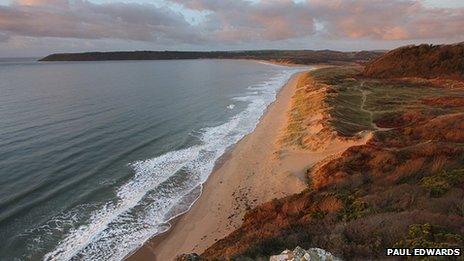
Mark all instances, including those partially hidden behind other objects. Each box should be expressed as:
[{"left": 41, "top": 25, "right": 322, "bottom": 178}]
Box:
[
  {"left": 198, "top": 66, "right": 464, "bottom": 260},
  {"left": 364, "top": 43, "right": 464, "bottom": 81}
]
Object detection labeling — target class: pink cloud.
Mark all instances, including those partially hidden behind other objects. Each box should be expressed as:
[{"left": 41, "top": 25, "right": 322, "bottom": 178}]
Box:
[
  {"left": 0, "top": 0, "right": 463, "bottom": 45},
  {"left": 173, "top": 0, "right": 315, "bottom": 43},
  {"left": 0, "top": 1, "right": 197, "bottom": 42},
  {"left": 14, "top": 0, "right": 66, "bottom": 6},
  {"left": 310, "top": 0, "right": 464, "bottom": 40},
  {"left": 181, "top": 0, "right": 463, "bottom": 42}
]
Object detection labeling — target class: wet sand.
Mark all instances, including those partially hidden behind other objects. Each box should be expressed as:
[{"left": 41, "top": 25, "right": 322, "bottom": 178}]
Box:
[{"left": 127, "top": 69, "right": 370, "bottom": 260}]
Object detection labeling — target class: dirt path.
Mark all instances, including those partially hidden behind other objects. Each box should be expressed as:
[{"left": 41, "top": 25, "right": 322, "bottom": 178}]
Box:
[{"left": 357, "top": 81, "right": 392, "bottom": 132}]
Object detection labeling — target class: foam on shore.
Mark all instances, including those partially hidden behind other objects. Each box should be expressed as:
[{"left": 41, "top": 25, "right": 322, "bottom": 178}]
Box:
[{"left": 43, "top": 68, "right": 305, "bottom": 261}]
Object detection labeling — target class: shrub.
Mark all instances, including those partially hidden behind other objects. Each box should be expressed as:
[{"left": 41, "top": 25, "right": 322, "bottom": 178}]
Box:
[
  {"left": 420, "top": 169, "right": 464, "bottom": 197},
  {"left": 336, "top": 191, "right": 371, "bottom": 221},
  {"left": 395, "top": 223, "right": 464, "bottom": 248}
]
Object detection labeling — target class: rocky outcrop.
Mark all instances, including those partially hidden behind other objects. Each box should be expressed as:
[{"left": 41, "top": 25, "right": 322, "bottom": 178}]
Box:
[
  {"left": 270, "top": 246, "right": 341, "bottom": 261},
  {"left": 176, "top": 247, "right": 340, "bottom": 261}
]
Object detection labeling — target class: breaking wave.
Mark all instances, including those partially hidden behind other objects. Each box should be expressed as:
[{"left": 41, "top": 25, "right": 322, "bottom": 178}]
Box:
[{"left": 43, "top": 69, "right": 302, "bottom": 261}]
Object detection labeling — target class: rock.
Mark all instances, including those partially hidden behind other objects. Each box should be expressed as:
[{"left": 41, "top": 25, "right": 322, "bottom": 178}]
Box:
[
  {"left": 269, "top": 246, "right": 341, "bottom": 261},
  {"left": 270, "top": 249, "right": 294, "bottom": 261},
  {"left": 306, "top": 247, "right": 341, "bottom": 261},
  {"left": 293, "top": 246, "right": 307, "bottom": 260}
]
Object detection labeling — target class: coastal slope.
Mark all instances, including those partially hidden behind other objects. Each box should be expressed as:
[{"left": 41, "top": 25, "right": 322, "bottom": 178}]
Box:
[
  {"left": 129, "top": 67, "right": 374, "bottom": 260},
  {"left": 363, "top": 43, "right": 464, "bottom": 80},
  {"left": 195, "top": 45, "right": 464, "bottom": 260}
]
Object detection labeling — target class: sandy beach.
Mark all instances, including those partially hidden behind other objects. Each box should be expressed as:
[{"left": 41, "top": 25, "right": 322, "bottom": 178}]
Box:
[
  {"left": 128, "top": 69, "right": 369, "bottom": 260},
  {"left": 5, "top": 2, "right": 463, "bottom": 259}
]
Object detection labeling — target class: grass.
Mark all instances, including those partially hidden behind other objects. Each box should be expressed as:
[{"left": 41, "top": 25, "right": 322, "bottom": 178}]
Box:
[
  {"left": 201, "top": 66, "right": 464, "bottom": 260},
  {"left": 281, "top": 71, "right": 331, "bottom": 149},
  {"left": 283, "top": 67, "right": 453, "bottom": 145}
]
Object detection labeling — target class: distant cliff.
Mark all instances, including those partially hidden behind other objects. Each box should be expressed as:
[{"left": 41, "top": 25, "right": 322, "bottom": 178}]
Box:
[
  {"left": 39, "top": 50, "right": 383, "bottom": 64},
  {"left": 364, "top": 43, "right": 464, "bottom": 80}
]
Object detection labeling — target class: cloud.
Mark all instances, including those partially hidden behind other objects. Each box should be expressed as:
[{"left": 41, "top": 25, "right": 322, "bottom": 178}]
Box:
[
  {"left": 0, "top": 31, "right": 9, "bottom": 41},
  {"left": 14, "top": 0, "right": 66, "bottom": 6},
  {"left": 172, "top": 0, "right": 316, "bottom": 43},
  {"left": 310, "top": 0, "right": 464, "bottom": 40},
  {"left": 172, "top": 0, "right": 464, "bottom": 42},
  {"left": 0, "top": 0, "right": 196, "bottom": 42},
  {"left": 0, "top": 0, "right": 463, "bottom": 48}
]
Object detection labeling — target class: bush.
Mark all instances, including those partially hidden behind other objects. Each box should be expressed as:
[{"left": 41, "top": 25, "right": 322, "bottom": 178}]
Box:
[
  {"left": 395, "top": 223, "right": 464, "bottom": 248},
  {"left": 420, "top": 169, "right": 464, "bottom": 197},
  {"left": 336, "top": 191, "right": 371, "bottom": 221}
]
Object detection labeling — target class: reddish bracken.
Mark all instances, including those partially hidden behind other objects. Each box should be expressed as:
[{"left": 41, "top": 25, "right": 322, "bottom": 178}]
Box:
[{"left": 200, "top": 64, "right": 464, "bottom": 260}]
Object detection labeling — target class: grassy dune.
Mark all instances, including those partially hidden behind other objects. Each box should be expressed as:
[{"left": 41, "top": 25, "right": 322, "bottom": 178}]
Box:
[
  {"left": 364, "top": 43, "right": 464, "bottom": 81},
  {"left": 199, "top": 67, "right": 464, "bottom": 260}
]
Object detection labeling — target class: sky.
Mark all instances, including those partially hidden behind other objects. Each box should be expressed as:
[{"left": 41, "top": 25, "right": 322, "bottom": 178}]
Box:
[{"left": 0, "top": 0, "right": 463, "bottom": 57}]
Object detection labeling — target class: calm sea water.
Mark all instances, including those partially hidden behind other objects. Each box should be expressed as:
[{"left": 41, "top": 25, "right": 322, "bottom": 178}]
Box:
[{"left": 0, "top": 59, "right": 303, "bottom": 260}]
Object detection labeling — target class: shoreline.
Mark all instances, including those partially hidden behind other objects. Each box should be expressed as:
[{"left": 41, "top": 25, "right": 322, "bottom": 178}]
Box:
[
  {"left": 127, "top": 71, "right": 312, "bottom": 261},
  {"left": 127, "top": 65, "right": 372, "bottom": 260}
]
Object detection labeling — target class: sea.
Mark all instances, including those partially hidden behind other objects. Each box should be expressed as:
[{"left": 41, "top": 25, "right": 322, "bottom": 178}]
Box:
[{"left": 0, "top": 58, "right": 304, "bottom": 260}]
